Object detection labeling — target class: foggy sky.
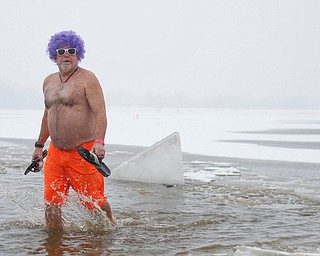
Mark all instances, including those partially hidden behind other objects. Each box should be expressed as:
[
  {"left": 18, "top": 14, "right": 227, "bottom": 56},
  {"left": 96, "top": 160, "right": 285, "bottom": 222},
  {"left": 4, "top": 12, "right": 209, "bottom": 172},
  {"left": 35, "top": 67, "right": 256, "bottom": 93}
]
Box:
[{"left": 1, "top": 0, "right": 320, "bottom": 109}]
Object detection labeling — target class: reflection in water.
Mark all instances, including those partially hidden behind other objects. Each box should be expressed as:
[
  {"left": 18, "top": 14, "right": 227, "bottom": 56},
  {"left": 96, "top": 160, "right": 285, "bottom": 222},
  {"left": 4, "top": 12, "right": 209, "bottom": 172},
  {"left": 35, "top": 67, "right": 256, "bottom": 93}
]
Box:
[{"left": 34, "top": 230, "right": 112, "bottom": 255}]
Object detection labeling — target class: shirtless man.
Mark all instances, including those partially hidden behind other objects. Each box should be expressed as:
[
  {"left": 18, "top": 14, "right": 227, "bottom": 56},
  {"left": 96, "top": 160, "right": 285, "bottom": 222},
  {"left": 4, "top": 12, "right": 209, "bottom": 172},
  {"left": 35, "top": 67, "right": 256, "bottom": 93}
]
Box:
[{"left": 32, "top": 31, "right": 116, "bottom": 230}]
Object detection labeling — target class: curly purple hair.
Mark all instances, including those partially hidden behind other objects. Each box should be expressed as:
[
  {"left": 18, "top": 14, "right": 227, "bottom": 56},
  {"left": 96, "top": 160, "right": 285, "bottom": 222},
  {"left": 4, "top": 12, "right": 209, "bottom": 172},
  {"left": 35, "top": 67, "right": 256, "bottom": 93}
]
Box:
[{"left": 47, "top": 31, "right": 86, "bottom": 62}]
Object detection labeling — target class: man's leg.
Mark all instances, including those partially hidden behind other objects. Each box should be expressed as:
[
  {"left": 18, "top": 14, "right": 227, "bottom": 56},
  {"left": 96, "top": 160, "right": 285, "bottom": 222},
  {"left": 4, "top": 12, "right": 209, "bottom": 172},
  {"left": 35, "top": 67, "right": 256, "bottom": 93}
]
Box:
[
  {"left": 64, "top": 146, "right": 117, "bottom": 225},
  {"left": 44, "top": 145, "right": 69, "bottom": 231},
  {"left": 45, "top": 204, "right": 63, "bottom": 231},
  {"left": 101, "top": 200, "right": 117, "bottom": 225}
]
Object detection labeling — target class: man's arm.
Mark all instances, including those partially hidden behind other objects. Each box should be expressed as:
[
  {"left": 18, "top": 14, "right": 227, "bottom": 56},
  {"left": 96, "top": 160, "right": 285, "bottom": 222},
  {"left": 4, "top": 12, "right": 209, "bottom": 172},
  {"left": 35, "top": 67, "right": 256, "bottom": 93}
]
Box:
[
  {"left": 85, "top": 71, "right": 107, "bottom": 159},
  {"left": 32, "top": 77, "right": 50, "bottom": 162},
  {"left": 32, "top": 108, "right": 50, "bottom": 163}
]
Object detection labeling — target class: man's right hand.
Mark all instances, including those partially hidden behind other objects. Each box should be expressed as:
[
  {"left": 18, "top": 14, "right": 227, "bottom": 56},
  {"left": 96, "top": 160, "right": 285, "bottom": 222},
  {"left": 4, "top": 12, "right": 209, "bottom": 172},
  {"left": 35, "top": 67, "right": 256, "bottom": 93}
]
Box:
[{"left": 32, "top": 148, "right": 44, "bottom": 171}]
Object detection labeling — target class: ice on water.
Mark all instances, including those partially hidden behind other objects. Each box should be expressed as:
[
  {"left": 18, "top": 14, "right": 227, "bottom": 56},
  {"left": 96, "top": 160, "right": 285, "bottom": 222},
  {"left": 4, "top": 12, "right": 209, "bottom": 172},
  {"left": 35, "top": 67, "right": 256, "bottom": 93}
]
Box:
[
  {"left": 1, "top": 107, "right": 319, "bottom": 163},
  {"left": 110, "top": 132, "right": 185, "bottom": 184},
  {"left": 184, "top": 160, "right": 242, "bottom": 182}
]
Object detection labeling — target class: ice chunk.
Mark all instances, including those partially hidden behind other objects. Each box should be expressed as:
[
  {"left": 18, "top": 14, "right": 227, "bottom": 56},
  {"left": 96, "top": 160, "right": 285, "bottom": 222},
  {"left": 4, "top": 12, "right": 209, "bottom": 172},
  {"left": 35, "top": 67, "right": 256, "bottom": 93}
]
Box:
[{"left": 110, "top": 132, "right": 184, "bottom": 185}]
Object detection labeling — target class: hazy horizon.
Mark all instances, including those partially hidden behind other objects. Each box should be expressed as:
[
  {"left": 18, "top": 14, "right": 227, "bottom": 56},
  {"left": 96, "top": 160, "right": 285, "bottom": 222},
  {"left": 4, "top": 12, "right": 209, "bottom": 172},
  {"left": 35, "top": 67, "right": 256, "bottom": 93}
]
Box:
[
  {"left": 1, "top": 0, "right": 320, "bottom": 110},
  {"left": 1, "top": 83, "right": 319, "bottom": 110}
]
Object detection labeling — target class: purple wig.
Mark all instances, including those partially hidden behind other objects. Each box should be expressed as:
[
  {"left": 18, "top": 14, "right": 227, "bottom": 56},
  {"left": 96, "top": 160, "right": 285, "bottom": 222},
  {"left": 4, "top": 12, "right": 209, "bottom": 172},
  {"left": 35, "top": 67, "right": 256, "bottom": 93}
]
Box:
[{"left": 47, "top": 31, "right": 86, "bottom": 62}]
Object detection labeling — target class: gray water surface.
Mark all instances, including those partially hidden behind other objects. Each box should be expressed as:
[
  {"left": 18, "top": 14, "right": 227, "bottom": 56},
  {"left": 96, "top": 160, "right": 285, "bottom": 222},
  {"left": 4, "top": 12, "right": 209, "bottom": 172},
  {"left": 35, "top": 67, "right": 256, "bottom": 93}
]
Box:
[{"left": 1, "top": 140, "right": 320, "bottom": 255}]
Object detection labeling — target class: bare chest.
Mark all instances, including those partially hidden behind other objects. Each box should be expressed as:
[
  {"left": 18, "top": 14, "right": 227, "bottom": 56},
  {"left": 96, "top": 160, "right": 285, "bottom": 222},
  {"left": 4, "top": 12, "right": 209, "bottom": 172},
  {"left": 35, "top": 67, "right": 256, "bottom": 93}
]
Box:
[{"left": 44, "top": 81, "right": 83, "bottom": 109}]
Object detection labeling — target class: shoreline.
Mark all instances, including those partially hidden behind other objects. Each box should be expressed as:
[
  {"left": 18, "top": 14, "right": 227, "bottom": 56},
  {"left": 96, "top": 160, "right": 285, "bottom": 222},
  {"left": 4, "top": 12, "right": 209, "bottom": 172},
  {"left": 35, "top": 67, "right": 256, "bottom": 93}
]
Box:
[{"left": 1, "top": 137, "right": 319, "bottom": 177}]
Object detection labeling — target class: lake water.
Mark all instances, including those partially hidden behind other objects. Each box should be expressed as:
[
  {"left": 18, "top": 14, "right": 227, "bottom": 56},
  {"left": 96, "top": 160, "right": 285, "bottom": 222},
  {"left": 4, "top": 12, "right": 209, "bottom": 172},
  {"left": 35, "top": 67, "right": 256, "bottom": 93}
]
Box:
[{"left": 0, "top": 107, "right": 320, "bottom": 255}]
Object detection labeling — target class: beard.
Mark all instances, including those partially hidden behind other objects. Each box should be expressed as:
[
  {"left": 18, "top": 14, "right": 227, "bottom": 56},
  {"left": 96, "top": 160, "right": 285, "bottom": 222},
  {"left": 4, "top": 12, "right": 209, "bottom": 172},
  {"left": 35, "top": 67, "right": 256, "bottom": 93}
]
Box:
[{"left": 59, "top": 61, "right": 73, "bottom": 73}]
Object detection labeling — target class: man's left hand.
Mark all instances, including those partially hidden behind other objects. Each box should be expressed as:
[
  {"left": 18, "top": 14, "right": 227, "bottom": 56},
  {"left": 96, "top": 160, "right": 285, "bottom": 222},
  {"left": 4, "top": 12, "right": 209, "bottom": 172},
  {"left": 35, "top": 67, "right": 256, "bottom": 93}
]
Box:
[{"left": 92, "top": 142, "right": 105, "bottom": 160}]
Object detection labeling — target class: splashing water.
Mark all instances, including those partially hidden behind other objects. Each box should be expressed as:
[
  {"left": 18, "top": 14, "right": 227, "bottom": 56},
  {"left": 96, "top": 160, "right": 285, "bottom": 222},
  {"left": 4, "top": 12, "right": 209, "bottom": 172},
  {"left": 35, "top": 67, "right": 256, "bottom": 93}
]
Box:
[{"left": 1, "top": 180, "right": 114, "bottom": 233}]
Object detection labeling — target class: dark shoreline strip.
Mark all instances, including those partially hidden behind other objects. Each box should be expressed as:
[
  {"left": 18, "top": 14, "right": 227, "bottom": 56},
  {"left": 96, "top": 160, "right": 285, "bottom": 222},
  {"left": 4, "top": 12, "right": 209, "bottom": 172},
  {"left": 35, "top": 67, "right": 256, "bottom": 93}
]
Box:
[
  {"left": 220, "top": 139, "right": 320, "bottom": 150},
  {"left": 235, "top": 128, "right": 320, "bottom": 135}
]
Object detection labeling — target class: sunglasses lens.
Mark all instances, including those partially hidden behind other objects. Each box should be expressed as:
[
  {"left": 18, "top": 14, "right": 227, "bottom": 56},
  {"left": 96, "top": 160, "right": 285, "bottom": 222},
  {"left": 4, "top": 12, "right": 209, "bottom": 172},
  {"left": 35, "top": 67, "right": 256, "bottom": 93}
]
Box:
[
  {"left": 67, "top": 48, "right": 76, "bottom": 55},
  {"left": 57, "top": 49, "right": 66, "bottom": 56}
]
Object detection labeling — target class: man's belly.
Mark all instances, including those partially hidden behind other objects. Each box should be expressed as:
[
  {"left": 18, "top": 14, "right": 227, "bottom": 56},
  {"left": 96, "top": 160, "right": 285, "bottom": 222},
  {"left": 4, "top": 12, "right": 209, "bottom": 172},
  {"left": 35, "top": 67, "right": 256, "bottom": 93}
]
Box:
[{"left": 48, "top": 110, "right": 95, "bottom": 150}]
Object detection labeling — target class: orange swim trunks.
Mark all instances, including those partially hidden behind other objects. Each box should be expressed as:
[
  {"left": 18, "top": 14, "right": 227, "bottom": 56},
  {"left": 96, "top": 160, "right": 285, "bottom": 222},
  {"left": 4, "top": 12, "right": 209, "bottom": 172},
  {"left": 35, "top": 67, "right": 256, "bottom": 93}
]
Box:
[{"left": 44, "top": 141, "right": 107, "bottom": 210}]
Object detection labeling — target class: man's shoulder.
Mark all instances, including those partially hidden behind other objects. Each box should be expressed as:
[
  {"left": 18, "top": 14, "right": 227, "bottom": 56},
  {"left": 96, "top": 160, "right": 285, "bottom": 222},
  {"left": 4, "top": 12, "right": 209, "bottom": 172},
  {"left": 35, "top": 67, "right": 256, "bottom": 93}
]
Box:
[
  {"left": 79, "top": 67, "right": 96, "bottom": 77},
  {"left": 78, "top": 67, "right": 99, "bottom": 84},
  {"left": 43, "top": 72, "right": 58, "bottom": 86},
  {"left": 44, "top": 72, "right": 58, "bottom": 81}
]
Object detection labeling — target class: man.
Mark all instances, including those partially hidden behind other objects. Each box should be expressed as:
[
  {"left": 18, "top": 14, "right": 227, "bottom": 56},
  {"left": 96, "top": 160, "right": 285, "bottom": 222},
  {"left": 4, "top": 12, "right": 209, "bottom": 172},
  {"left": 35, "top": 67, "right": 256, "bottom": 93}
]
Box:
[{"left": 32, "top": 30, "right": 116, "bottom": 230}]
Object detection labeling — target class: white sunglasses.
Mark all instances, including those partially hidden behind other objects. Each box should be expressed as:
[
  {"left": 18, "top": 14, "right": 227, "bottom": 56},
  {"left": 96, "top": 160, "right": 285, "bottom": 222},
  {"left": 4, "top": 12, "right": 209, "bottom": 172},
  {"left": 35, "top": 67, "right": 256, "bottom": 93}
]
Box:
[{"left": 56, "top": 48, "right": 77, "bottom": 56}]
